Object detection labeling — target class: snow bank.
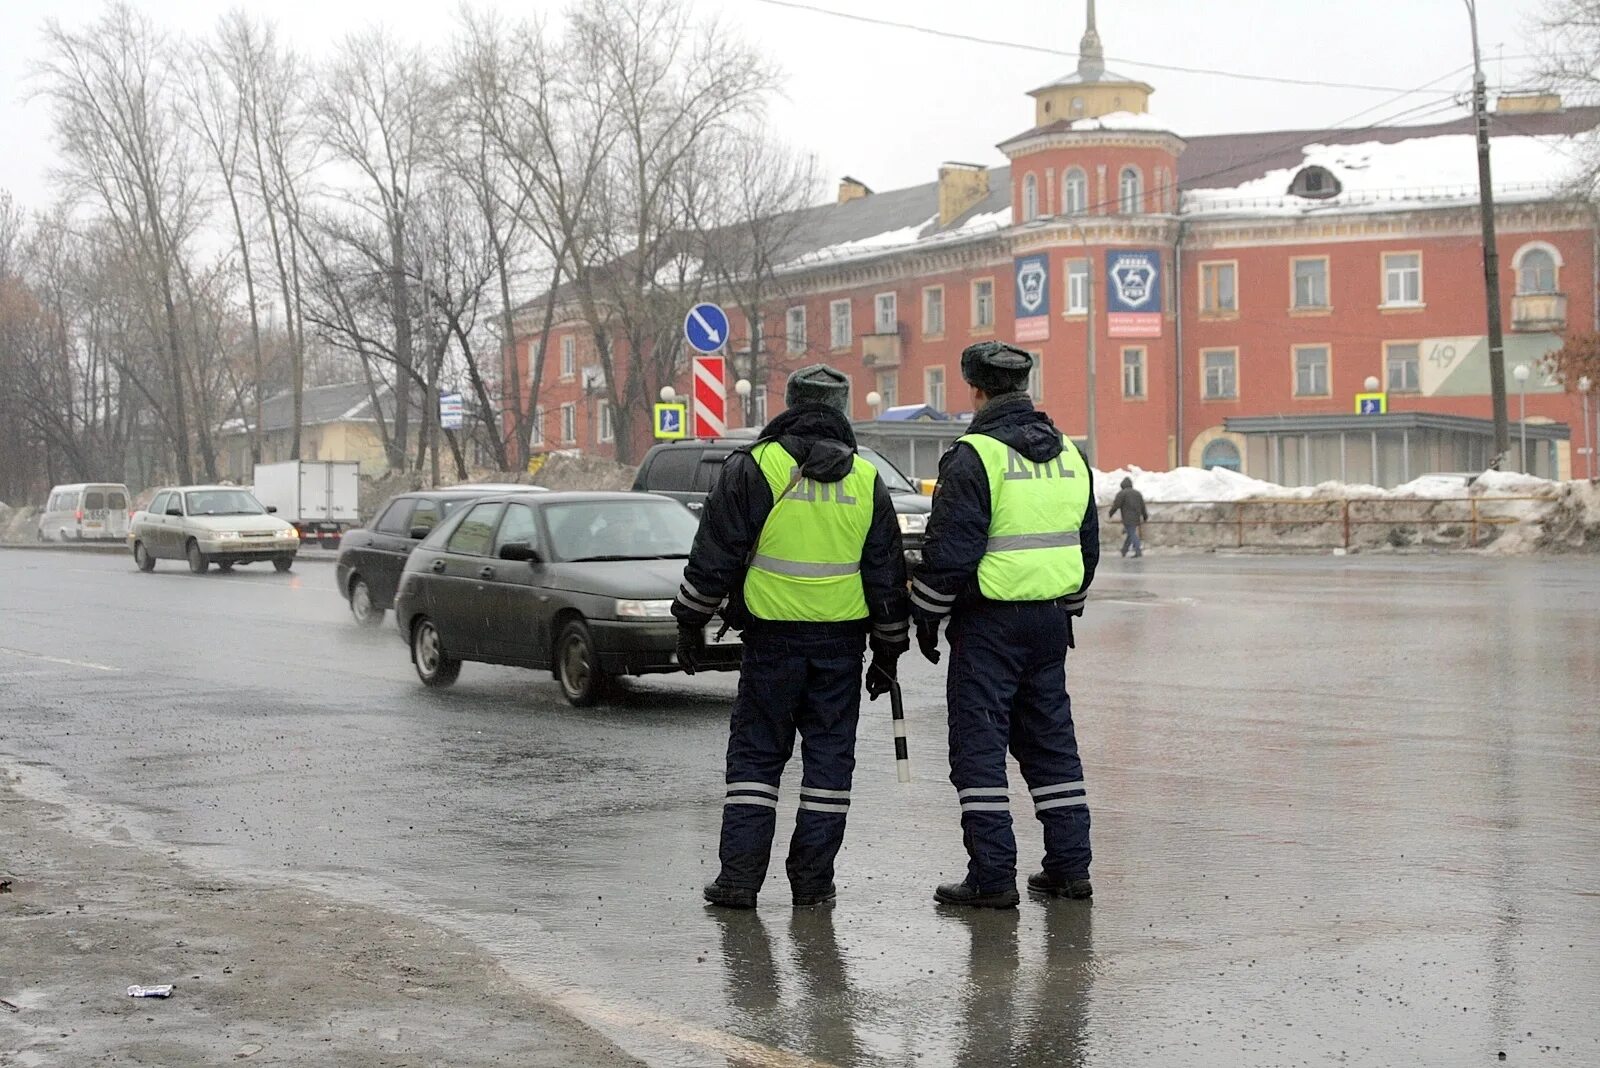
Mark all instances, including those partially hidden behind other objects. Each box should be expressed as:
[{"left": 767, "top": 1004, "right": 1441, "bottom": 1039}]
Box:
[{"left": 1067, "top": 111, "right": 1174, "bottom": 134}]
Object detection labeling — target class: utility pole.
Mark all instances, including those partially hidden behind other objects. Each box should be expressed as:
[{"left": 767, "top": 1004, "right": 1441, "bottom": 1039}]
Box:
[{"left": 1467, "top": 0, "right": 1511, "bottom": 467}]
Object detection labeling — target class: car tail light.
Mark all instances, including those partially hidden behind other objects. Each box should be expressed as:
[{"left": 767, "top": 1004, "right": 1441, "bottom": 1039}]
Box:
[{"left": 75, "top": 509, "right": 83, "bottom": 522}]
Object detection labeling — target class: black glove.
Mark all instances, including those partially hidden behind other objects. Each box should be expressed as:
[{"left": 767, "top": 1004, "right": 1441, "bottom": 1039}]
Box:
[
  {"left": 865, "top": 648, "right": 899, "bottom": 701},
  {"left": 916, "top": 618, "right": 942, "bottom": 664},
  {"left": 1065, "top": 615, "right": 1076, "bottom": 650},
  {"left": 676, "top": 622, "right": 705, "bottom": 675}
]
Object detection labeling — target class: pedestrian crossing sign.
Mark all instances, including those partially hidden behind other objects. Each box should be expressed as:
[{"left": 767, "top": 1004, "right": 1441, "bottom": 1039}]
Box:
[
  {"left": 1355, "top": 392, "right": 1387, "bottom": 415},
  {"left": 654, "top": 402, "right": 688, "bottom": 440}
]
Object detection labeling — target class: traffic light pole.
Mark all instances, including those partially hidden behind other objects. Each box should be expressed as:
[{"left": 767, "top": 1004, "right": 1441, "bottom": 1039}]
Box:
[{"left": 1467, "top": 0, "right": 1511, "bottom": 467}]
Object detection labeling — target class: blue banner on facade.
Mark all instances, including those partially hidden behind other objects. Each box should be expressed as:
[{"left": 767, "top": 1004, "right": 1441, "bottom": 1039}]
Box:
[
  {"left": 1013, "top": 253, "right": 1050, "bottom": 342},
  {"left": 1106, "top": 249, "right": 1162, "bottom": 338}
]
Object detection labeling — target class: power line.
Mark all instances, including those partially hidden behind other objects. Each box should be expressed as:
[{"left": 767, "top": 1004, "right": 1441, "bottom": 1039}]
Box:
[{"left": 753, "top": 0, "right": 1488, "bottom": 96}]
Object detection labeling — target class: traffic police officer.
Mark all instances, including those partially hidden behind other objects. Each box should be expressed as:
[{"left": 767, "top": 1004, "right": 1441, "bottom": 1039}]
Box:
[
  {"left": 911, "top": 341, "right": 1100, "bottom": 908},
  {"left": 673, "top": 364, "right": 910, "bottom": 910}
]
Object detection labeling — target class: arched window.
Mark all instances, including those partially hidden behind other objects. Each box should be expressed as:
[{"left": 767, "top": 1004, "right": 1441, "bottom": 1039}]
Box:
[
  {"left": 1517, "top": 246, "right": 1558, "bottom": 294},
  {"left": 1022, "top": 173, "right": 1038, "bottom": 221},
  {"left": 1202, "top": 439, "right": 1242, "bottom": 473},
  {"left": 1062, "top": 168, "right": 1087, "bottom": 215},
  {"left": 1118, "top": 166, "right": 1143, "bottom": 214}
]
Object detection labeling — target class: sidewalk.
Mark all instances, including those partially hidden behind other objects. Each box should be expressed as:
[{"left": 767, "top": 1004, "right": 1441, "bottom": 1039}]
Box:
[{"left": 0, "top": 780, "right": 640, "bottom": 1067}]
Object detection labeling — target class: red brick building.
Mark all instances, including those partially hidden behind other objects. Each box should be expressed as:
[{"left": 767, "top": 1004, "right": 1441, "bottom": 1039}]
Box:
[{"left": 511, "top": 7, "right": 1599, "bottom": 486}]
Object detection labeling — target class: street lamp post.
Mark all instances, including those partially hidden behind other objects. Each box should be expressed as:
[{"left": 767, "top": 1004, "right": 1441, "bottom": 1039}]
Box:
[
  {"left": 1067, "top": 222, "right": 1097, "bottom": 462},
  {"left": 1465, "top": 0, "right": 1511, "bottom": 467},
  {"left": 659, "top": 386, "right": 676, "bottom": 403},
  {"left": 1513, "top": 364, "right": 1530, "bottom": 472},
  {"left": 1364, "top": 375, "right": 1380, "bottom": 393},
  {"left": 866, "top": 390, "right": 883, "bottom": 418},
  {"left": 1581, "top": 375, "right": 1594, "bottom": 479},
  {"left": 734, "top": 378, "right": 752, "bottom": 427}
]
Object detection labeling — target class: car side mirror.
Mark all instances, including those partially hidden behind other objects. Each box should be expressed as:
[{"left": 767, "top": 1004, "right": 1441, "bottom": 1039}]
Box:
[
  {"left": 409, "top": 526, "right": 431, "bottom": 541},
  {"left": 498, "top": 542, "right": 541, "bottom": 563},
  {"left": 166, "top": 506, "right": 183, "bottom": 517},
  {"left": 265, "top": 505, "right": 277, "bottom": 514}
]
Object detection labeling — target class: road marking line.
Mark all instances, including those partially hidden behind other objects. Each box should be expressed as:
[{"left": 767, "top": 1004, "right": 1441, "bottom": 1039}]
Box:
[
  {"left": 0, "top": 647, "right": 120, "bottom": 672},
  {"left": 549, "top": 988, "right": 841, "bottom": 1068}
]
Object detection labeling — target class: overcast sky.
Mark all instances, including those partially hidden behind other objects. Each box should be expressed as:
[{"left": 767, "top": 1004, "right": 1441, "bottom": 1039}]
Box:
[{"left": 0, "top": 0, "right": 1550, "bottom": 212}]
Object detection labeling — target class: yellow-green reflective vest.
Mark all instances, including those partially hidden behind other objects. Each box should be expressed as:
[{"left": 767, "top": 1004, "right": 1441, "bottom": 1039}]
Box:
[
  {"left": 957, "top": 432, "right": 1090, "bottom": 601},
  {"left": 743, "top": 442, "right": 877, "bottom": 622}
]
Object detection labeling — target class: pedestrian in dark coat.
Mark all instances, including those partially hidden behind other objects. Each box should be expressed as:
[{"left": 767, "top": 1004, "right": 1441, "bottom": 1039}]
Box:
[{"left": 1108, "top": 477, "right": 1148, "bottom": 558}]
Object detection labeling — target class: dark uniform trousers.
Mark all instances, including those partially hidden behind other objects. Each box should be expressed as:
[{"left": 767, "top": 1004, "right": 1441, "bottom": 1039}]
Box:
[
  {"left": 946, "top": 599, "right": 1091, "bottom": 891},
  {"left": 719, "top": 627, "right": 867, "bottom": 893}
]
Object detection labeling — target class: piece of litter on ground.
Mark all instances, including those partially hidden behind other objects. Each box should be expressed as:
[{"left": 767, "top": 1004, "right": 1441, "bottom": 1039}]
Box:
[
  {"left": 0, "top": 877, "right": 13, "bottom": 893},
  {"left": 127, "top": 985, "right": 174, "bottom": 998},
  {"left": 0, "top": 998, "right": 20, "bottom": 1012}
]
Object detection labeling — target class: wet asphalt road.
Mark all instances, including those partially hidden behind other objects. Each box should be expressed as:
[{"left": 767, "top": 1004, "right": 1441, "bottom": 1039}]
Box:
[{"left": 2, "top": 547, "right": 1599, "bottom": 1067}]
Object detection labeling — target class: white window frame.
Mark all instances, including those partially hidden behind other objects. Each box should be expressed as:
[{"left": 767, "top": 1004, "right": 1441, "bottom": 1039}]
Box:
[
  {"left": 786, "top": 306, "right": 807, "bottom": 354},
  {"left": 923, "top": 286, "right": 945, "bottom": 337},
  {"left": 972, "top": 279, "right": 994, "bottom": 330},
  {"left": 1293, "top": 344, "right": 1331, "bottom": 398},
  {"left": 560, "top": 402, "right": 576, "bottom": 444},
  {"left": 830, "top": 299, "right": 852, "bottom": 351},
  {"left": 597, "top": 400, "right": 614, "bottom": 443},
  {"left": 1118, "top": 166, "right": 1143, "bottom": 214},
  {"left": 1514, "top": 242, "right": 1561, "bottom": 295},
  {"left": 1022, "top": 173, "right": 1039, "bottom": 221},
  {"left": 1026, "top": 352, "right": 1043, "bottom": 403},
  {"left": 1291, "top": 256, "right": 1329, "bottom": 310},
  {"left": 874, "top": 292, "right": 898, "bottom": 335},
  {"left": 1382, "top": 251, "right": 1423, "bottom": 307},
  {"left": 1385, "top": 341, "right": 1421, "bottom": 394},
  {"left": 1202, "top": 348, "right": 1238, "bottom": 400},
  {"left": 531, "top": 405, "right": 545, "bottom": 446},
  {"left": 1062, "top": 168, "right": 1087, "bottom": 216},
  {"left": 751, "top": 390, "right": 768, "bottom": 425},
  {"left": 1122, "top": 347, "right": 1146, "bottom": 399},
  {"left": 876, "top": 370, "right": 898, "bottom": 409},
  {"left": 560, "top": 335, "right": 576, "bottom": 379},
  {"left": 1066, "top": 259, "right": 1089, "bottom": 315},
  {"left": 924, "top": 366, "right": 946, "bottom": 411}
]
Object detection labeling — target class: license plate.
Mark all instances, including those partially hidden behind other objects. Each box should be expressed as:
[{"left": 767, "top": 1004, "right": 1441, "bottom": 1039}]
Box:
[{"left": 705, "top": 625, "right": 740, "bottom": 647}]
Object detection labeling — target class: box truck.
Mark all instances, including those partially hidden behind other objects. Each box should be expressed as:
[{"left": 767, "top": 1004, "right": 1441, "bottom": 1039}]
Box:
[{"left": 251, "top": 461, "right": 360, "bottom": 548}]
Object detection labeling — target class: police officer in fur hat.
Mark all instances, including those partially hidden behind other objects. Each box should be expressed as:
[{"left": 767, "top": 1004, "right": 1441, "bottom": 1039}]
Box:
[
  {"left": 910, "top": 341, "right": 1100, "bottom": 908},
  {"left": 674, "top": 364, "right": 910, "bottom": 910}
]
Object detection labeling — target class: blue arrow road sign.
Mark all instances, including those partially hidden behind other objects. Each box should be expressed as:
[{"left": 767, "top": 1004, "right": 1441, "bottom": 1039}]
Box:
[{"left": 684, "top": 302, "right": 729, "bottom": 354}]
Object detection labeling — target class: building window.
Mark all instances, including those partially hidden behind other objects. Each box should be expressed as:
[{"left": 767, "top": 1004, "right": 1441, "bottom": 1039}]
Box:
[
  {"left": 597, "top": 400, "right": 614, "bottom": 443},
  {"left": 1022, "top": 173, "right": 1038, "bottom": 221},
  {"left": 560, "top": 336, "right": 575, "bottom": 379},
  {"left": 1122, "top": 347, "right": 1146, "bottom": 398},
  {"left": 1062, "top": 168, "right": 1087, "bottom": 215},
  {"left": 972, "top": 279, "right": 994, "bottom": 330},
  {"left": 1517, "top": 247, "right": 1558, "bottom": 294},
  {"left": 1027, "top": 352, "right": 1043, "bottom": 402},
  {"left": 923, "top": 286, "right": 944, "bottom": 336},
  {"left": 1383, "top": 252, "right": 1422, "bottom": 306},
  {"left": 560, "top": 402, "right": 576, "bottom": 443},
  {"left": 874, "top": 292, "right": 898, "bottom": 334},
  {"left": 1066, "top": 259, "right": 1089, "bottom": 315},
  {"left": 1202, "top": 438, "right": 1242, "bottom": 472},
  {"left": 1292, "top": 257, "right": 1329, "bottom": 310},
  {"left": 830, "top": 299, "right": 852, "bottom": 350},
  {"left": 785, "top": 306, "right": 806, "bottom": 353},
  {"left": 1200, "top": 262, "right": 1237, "bottom": 315},
  {"left": 1118, "top": 166, "right": 1143, "bottom": 214},
  {"left": 1293, "top": 345, "right": 1331, "bottom": 397},
  {"left": 1071, "top": 96, "right": 1084, "bottom": 116},
  {"left": 925, "top": 366, "right": 946, "bottom": 411},
  {"left": 1203, "top": 349, "right": 1238, "bottom": 400},
  {"left": 1386, "top": 342, "right": 1421, "bottom": 393},
  {"left": 531, "top": 405, "right": 545, "bottom": 446},
  {"left": 876, "top": 371, "right": 898, "bottom": 409},
  {"left": 752, "top": 389, "right": 768, "bottom": 425}
]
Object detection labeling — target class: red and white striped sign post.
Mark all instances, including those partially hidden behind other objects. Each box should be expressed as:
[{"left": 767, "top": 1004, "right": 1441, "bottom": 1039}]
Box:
[{"left": 693, "top": 355, "right": 726, "bottom": 438}]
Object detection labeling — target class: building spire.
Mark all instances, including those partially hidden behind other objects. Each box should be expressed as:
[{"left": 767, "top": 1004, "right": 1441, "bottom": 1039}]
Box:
[{"left": 1079, "top": 0, "right": 1105, "bottom": 80}]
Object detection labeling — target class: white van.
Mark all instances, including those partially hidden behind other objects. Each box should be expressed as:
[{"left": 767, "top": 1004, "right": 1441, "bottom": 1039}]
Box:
[{"left": 38, "top": 483, "right": 132, "bottom": 542}]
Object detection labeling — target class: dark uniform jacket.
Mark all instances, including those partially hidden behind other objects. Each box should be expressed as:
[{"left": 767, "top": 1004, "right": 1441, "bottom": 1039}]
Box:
[
  {"left": 1109, "top": 487, "right": 1149, "bottom": 524},
  {"left": 671, "top": 404, "right": 911, "bottom": 653},
  {"left": 909, "top": 393, "right": 1099, "bottom": 624}
]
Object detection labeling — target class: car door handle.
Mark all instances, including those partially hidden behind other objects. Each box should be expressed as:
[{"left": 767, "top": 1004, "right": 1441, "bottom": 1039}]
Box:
[
  {"left": 478, "top": 566, "right": 495, "bottom": 579},
  {"left": 686, "top": 501, "right": 704, "bottom": 512},
  {"left": 430, "top": 559, "right": 446, "bottom": 573}
]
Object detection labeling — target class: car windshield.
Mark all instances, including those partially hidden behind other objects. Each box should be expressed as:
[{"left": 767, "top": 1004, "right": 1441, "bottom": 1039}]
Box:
[
  {"left": 545, "top": 498, "right": 699, "bottom": 562},
  {"left": 184, "top": 489, "right": 266, "bottom": 516},
  {"left": 859, "top": 447, "right": 917, "bottom": 493}
]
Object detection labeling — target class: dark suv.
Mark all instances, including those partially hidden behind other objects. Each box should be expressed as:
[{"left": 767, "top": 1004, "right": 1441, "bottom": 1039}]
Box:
[{"left": 632, "top": 438, "right": 931, "bottom": 561}]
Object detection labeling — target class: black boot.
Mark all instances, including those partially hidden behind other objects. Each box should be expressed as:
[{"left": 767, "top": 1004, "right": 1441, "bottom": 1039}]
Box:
[
  {"left": 1026, "top": 871, "right": 1093, "bottom": 900},
  {"left": 792, "top": 883, "right": 836, "bottom": 908},
  {"left": 703, "top": 880, "right": 757, "bottom": 909},
  {"left": 934, "top": 880, "right": 1019, "bottom": 909}
]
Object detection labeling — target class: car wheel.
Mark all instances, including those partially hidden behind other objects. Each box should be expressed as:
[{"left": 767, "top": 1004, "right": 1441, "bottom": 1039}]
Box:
[
  {"left": 133, "top": 541, "right": 156, "bottom": 572},
  {"left": 186, "top": 540, "right": 209, "bottom": 574},
  {"left": 273, "top": 557, "right": 293, "bottom": 573},
  {"left": 556, "top": 619, "right": 610, "bottom": 707},
  {"left": 412, "top": 617, "right": 461, "bottom": 687},
  {"left": 348, "top": 576, "right": 385, "bottom": 627}
]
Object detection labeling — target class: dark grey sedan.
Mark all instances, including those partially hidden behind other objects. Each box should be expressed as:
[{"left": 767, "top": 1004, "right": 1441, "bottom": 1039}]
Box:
[{"left": 393, "top": 491, "right": 741, "bottom": 705}]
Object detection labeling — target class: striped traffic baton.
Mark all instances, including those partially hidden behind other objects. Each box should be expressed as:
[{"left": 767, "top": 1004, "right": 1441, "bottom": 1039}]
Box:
[{"left": 885, "top": 671, "right": 912, "bottom": 783}]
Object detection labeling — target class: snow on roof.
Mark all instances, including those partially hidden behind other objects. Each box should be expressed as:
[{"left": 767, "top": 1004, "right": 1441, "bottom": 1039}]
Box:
[
  {"left": 1067, "top": 110, "right": 1174, "bottom": 134},
  {"left": 778, "top": 203, "right": 1011, "bottom": 272},
  {"left": 1183, "top": 132, "right": 1584, "bottom": 217}
]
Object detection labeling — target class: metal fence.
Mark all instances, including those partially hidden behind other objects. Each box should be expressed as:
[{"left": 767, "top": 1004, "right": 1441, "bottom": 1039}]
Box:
[{"left": 1141, "top": 496, "right": 1560, "bottom": 551}]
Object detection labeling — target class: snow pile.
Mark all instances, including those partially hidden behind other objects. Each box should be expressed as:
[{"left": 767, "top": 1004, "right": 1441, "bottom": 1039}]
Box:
[
  {"left": 1067, "top": 111, "right": 1174, "bottom": 134},
  {"left": 1184, "top": 133, "right": 1582, "bottom": 216}
]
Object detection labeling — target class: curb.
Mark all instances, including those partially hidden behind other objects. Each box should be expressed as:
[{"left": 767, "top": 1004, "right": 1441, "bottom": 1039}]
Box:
[{"left": 0, "top": 543, "right": 337, "bottom": 564}]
